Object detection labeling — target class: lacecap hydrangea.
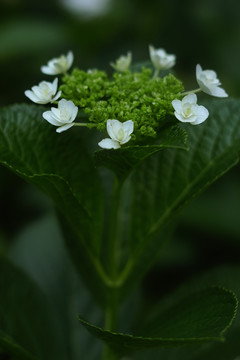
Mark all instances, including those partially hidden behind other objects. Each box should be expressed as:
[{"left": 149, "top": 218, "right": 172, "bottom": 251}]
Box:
[{"left": 24, "top": 48, "right": 228, "bottom": 149}]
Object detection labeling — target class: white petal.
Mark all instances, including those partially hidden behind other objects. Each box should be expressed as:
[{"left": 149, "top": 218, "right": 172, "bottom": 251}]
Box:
[
  {"left": 52, "top": 78, "right": 58, "bottom": 92},
  {"left": 42, "top": 111, "right": 62, "bottom": 126},
  {"left": 98, "top": 138, "right": 120, "bottom": 149},
  {"left": 41, "top": 65, "right": 57, "bottom": 75},
  {"left": 51, "top": 107, "right": 61, "bottom": 118},
  {"left": 58, "top": 98, "right": 67, "bottom": 108},
  {"left": 107, "top": 119, "right": 122, "bottom": 141},
  {"left": 56, "top": 123, "right": 74, "bottom": 133},
  {"left": 191, "top": 105, "right": 209, "bottom": 125},
  {"left": 172, "top": 99, "right": 182, "bottom": 113},
  {"left": 182, "top": 93, "right": 197, "bottom": 105},
  {"left": 174, "top": 112, "right": 197, "bottom": 123},
  {"left": 52, "top": 90, "right": 62, "bottom": 102},
  {"left": 70, "top": 106, "right": 78, "bottom": 122},
  {"left": 196, "top": 64, "right": 202, "bottom": 79},
  {"left": 208, "top": 86, "right": 228, "bottom": 98},
  {"left": 24, "top": 90, "right": 43, "bottom": 104},
  {"left": 67, "top": 51, "right": 74, "bottom": 68},
  {"left": 122, "top": 120, "right": 134, "bottom": 136},
  {"left": 120, "top": 135, "right": 131, "bottom": 145}
]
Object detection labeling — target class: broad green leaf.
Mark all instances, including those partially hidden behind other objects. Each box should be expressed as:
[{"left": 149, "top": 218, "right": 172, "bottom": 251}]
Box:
[
  {"left": 133, "top": 265, "right": 240, "bottom": 360},
  {"left": 0, "top": 104, "right": 107, "bottom": 306},
  {"left": 0, "top": 257, "right": 67, "bottom": 360},
  {"left": 94, "top": 125, "right": 188, "bottom": 182},
  {"left": 0, "top": 333, "right": 35, "bottom": 360},
  {"left": 118, "top": 98, "right": 240, "bottom": 298},
  {"left": 79, "top": 287, "right": 237, "bottom": 357},
  {"left": 9, "top": 213, "right": 103, "bottom": 360}
]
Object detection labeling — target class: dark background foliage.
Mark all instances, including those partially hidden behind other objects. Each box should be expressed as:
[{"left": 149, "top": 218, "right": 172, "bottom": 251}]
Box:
[{"left": 1, "top": 0, "right": 240, "bottom": 321}]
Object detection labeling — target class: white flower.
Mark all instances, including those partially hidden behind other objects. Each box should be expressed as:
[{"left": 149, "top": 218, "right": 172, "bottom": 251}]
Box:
[
  {"left": 24, "top": 78, "right": 61, "bottom": 104},
  {"left": 41, "top": 51, "right": 74, "bottom": 75},
  {"left": 42, "top": 99, "right": 78, "bottom": 133},
  {"left": 98, "top": 119, "right": 134, "bottom": 149},
  {"left": 149, "top": 45, "right": 176, "bottom": 70},
  {"left": 196, "top": 64, "right": 228, "bottom": 98},
  {"left": 110, "top": 52, "right": 132, "bottom": 72},
  {"left": 172, "top": 94, "right": 209, "bottom": 125}
]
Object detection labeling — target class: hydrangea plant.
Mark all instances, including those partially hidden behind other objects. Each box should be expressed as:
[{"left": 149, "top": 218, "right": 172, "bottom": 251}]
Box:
[{"left": 0, "top": 47, "right": 239, "bottom": 360}]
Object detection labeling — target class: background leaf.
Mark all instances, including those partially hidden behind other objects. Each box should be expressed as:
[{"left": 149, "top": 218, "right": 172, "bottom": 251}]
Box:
[
  {"left": 79, "top": 287, "right": 237, "bottom": 356},
  {"left": 0, "top": 104, "right": 108, "bottom": 306},
  {"left": 8, "top": 212, "right": 104, "bottom": 360},
  {"left": 133, "top": 265, "right": 240, "bottom": 360},
  {"left": 0, "top": 257, "right": 68, "bottom": 360}
]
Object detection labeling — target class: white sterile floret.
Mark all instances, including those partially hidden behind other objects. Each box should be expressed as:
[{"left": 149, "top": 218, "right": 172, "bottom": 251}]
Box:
[
  {"left": 149, "top": 45, "right": 176, "bottom": 70},
  {"left": 24, "top": 78, "right": 61, "bottom": 104},
  {"left": 110, "top": 52, "right": 132, "bottom": 72},
  {"left": 42, "top": 99, "right": 78, "bottom": 133},
  {"left": 98, "top": 119, "right": 134, "bottom": 149},
  {"left": 196, "top": 64, "right": 228, "bottom": 98},
  {"left": 172, "top": 94, "right": 209, "bottom": 125},
  {"left": 41, "top": 51, "right": 74, "bottom": 75}
]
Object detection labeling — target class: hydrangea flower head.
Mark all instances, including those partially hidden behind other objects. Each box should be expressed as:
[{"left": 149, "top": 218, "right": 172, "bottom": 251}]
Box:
[
  {"left": 149, "top": 45, "right": 176, "bottom": 70},
  {"left": 24, "top": 78, "right": 61, "bottom": 104},
  {"left": 172, "top": 94, "right": 209, "bottom": 125},
  {"left": 41, "top": 51, "right": 74, "bottom": 75},
  {"left": 110, "top": 52, "right": 132, "bottom": 72},
  {"left": 98, "top": 119, "right": 134, "bottom": 149},
  {"left": 196, "top": 64, "right": 228, "bottom": 98},
  {"left": 42, "top": 98, "right": 78, "bottom": 133}
]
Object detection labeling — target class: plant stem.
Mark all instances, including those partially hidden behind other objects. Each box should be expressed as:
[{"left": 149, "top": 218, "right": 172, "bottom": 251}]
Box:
[
  {"left": 181, "top": 88, "right": 202, "bottom": 96},
  {"left": 108, "top": 179, "right": 122, "bottom": 279},
  {"left": 73, "top": 122, "right": 98, "bottom": 128},
  {"left": 102, "top": 179, "right": 122, "bottom": 360},
  {"left": 153, "top": 69, "right": 159, "bottom": 79}
]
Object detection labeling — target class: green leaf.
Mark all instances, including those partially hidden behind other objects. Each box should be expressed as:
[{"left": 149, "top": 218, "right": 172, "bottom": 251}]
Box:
[
  {"left": 0, "top": 104, "right": 108, "bottom": 306},
  {"left": 79, "top": 287, "right": 238, "bottom": 356},
  {"left": 118, "top": 98, "right": 240, "bottom": 297},
  {"left": 0, "top": 257, "right": 68, "bottom": 360},
  {"left": 94, "top": 125, "right": 188, "bottom": 183},
  {"left": 132, "top": 265, "right": 240, "bottom": 360},
  {"left": 9, "top": 213, "right": 104, "bottom": 360},
  {"left": 0, "top": 333, "right": 35, "bottom": 360}
]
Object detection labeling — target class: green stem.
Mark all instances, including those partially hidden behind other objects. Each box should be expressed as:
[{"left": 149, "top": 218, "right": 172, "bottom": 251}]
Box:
[
  {"left": 181, "top": 88, "right": 202, "bottom": 96},
  {"left": 153, "top": 68, "right": 160, "bottom": 79},
  {"left": 107, "top": 179, "right": 122, "bottom": 278},
  {"left": 73, "top": 122, "right": 98, "bottom": 128},
  {"left": 102, "top": 180, "right": 122, "bottom": 360}
]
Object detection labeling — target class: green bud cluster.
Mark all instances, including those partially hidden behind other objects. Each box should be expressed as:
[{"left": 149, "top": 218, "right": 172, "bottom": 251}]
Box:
[{"left": 60, "top": 67, "right": 184, "bottom": 140}]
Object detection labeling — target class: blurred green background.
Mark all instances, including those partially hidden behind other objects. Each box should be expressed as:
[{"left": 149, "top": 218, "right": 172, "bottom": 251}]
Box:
[{"left": 1, "top": 0, "right": 240, "bottom": 299}]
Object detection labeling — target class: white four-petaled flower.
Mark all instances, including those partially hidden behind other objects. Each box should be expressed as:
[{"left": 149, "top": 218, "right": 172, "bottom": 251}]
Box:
[
  {"left": 41, "top": 51, "right": 74, "bottom": 75},
  {"left": 196, "top": 64, "right": 228, "bottom": 98},
  {"left": 98, "top": 119, "right": 134, "bottom": 149},
  {"left": 24, "top": 78, "right": 61, "bottom": 104},
  {"left": 149, "top": 45, "right": 176, "bottom": 70},
  {"left": 42, "top": 99, "right": 78, "bottom": 133},
  {"left": 172, "top": 94, "right": 209, "bottom": 125},
  {"left": 110, "top": 52, "right": 132, "bottom": 72}
]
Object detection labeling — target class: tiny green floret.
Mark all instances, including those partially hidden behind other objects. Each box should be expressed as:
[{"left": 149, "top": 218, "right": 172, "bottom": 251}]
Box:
[{"left": 60, "top": 67, "right": 184, "bottom": 141}]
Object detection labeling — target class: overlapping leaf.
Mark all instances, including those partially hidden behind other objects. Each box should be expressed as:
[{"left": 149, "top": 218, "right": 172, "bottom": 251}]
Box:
[
  {"left": 79, "top": 287, "right": 238, "bottom": 357},
  {"left": 94, "top": 124, "right": 188, "bottom": 183},
  {"left": 0, "top": 104, "right": 106, "bottom": 305},
  {"left": 117, "top": 98, "right": 240, "bottom": 297}
]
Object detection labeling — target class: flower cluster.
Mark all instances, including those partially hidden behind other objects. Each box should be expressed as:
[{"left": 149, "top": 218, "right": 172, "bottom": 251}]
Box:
[{"left": 25, "top": 46, "right": 228, "bottom": 149}]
